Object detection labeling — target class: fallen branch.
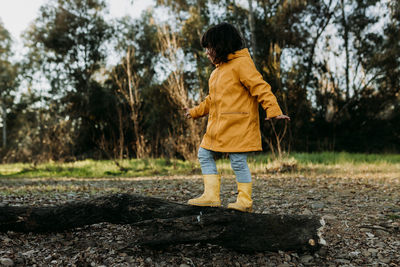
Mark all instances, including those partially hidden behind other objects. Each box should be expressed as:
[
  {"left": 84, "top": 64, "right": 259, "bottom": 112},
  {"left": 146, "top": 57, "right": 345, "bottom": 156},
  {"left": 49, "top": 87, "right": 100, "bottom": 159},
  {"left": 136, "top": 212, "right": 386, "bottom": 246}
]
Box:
[{"left": 0, "top": 194, "right": 325, "bottom": 252}]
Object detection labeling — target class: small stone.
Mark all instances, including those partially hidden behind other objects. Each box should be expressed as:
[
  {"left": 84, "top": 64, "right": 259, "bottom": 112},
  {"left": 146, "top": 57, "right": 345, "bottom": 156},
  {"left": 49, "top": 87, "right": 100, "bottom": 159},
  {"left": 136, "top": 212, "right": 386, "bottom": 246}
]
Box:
[
  {"left": 302, "top": 209, "right": 313, "bottom": 215},
  {"left": 318, "top": 247, "right": 328, "bottom": 256},
  {"left": 349, "top": 251, "right": 360, "bottom": 258},
  {"left": 311, "top": 202, "right": 325, "bottom": 209},
  {"left": 335, "top": 259, "right": 350, "bottom": 264},
  {"left": 291, "top": 253, "right": 299, "bottom": 258},
  {"left": 376, "top": 242, "right": 386, "bottom": 248},
  {"left": 179, "top": 264, "right": 190, "bottom": 267},
  {"left": 277, "top": 264, "right": 291, "bottom": 267},
  {"left": 325, "top": 196, "right": 336, "bottom": 203},
  {"left": 380, "top": 257, "right": 391, "bottom": 264},
  {"left": 336, "top": 253, "right": 349, "bottom": 259},
  {"left": 366, "top": 232, "right": 375, "bottom": 238},
  {"left": 22, "top": 250, "right": 35, "bottom": 257},
  {"left": 323, "top": 214, "right": 337, "bottom": 220},
  {"left": 2, "top": 237, "right": 12, "bottom": 243},
  {"left": 368, "top": 248, "right": 379, "bottom": 257},
  {"left": 13, "top": 256, "right": 24, "bottom": 265},
  {"left": 300, "top": 255, "right": 313, "bottom": 264},
  {"left": 375, "top": 230, "right": 389, "bottom": 237},
  {"left": 362, "top": 249, "right": 371, "bottom": 257},
  {"left": 0, "top": 258, "right": 14, "bottom": 266},
  {"left": 51, "top": 260, "right": 58, "bottom": 265},
  {"left": 145, "top": 257, "right": 152, "bottom": 263}
]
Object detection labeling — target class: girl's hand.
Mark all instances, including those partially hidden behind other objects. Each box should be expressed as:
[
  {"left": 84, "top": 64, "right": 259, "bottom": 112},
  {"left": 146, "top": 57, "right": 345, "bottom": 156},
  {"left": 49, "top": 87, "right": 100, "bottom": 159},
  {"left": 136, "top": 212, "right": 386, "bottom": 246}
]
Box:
[
  {"left": 184, "top": 107, "right": 192, "bottom": 119},
  {"left": 265, "top": 114, "right": 291, "bottom": 121}
]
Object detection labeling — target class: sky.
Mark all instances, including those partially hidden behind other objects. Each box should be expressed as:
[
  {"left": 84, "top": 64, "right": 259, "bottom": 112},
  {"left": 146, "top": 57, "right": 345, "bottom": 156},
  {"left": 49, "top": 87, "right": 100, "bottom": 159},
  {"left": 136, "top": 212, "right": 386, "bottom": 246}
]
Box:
[
  {"left": 0, "top": 0, "right": 154, "bottom": 42},
  {"left": 0, "top": 0, "right": 155, "bottom": 100}
]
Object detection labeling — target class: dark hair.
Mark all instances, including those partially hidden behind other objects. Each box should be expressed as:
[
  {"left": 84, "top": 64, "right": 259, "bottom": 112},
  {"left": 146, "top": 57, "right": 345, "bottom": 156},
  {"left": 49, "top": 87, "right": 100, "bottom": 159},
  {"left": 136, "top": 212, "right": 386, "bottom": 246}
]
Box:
[{"left": 201, "top": 22, "right": 245, "bottom": 64}]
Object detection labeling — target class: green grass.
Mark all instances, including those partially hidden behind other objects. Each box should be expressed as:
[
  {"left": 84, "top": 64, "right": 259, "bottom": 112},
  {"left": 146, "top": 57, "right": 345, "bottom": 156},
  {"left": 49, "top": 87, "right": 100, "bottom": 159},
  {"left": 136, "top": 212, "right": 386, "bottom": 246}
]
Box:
[
  {"left": 0, "top": 152, "right": 399, "bottom": 178},
  {"left": 0, "top": 158, "right": 199, "bottom": 178},
  {"left": 291, "top": 152, "right": 400, "bottom": 164}
]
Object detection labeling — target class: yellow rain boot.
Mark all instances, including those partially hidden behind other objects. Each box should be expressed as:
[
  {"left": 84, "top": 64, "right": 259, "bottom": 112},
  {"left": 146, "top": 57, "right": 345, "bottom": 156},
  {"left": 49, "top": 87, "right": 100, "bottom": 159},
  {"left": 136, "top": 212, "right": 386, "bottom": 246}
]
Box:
[
  {"left": 228, "top": 182, "right": 253, "bottom": 212},
  {"left": 188, "top": 174, "right": 221, "bottom": 207}
]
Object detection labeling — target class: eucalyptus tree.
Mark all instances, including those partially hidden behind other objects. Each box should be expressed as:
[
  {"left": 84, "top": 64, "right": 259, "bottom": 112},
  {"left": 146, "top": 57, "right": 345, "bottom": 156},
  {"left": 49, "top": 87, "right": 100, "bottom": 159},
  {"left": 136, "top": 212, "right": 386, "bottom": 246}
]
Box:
[
  {"left": 23, "top": 0, "right": 114, "bottom": 157},
  {"left": 144, "top": 0, "right": 214, "bottom": 159},
  {"left": 106, "top": 12, "right": 159, "bottom": 159},
  {"left": 313, "top": 0, "right": 399, "bottom": 151},
  {"left": 343, "top": 0, "right": 400, "bottom": 151},
  {"left": 0, "top": 22, "right": 18, "bottom": 151}
]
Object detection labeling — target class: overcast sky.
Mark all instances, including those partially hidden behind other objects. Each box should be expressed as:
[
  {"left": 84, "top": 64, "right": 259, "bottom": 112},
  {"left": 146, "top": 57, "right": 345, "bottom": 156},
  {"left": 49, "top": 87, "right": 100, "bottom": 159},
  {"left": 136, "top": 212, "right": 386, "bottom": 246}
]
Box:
[{"left": 0, "top": 0, "right": 153, "bottom": 42}]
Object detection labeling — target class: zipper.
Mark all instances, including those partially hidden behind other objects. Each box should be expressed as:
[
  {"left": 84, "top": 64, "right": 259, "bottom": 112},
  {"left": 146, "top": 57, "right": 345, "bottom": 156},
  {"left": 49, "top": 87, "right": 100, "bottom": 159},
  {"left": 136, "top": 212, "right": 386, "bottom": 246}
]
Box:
[
  {"left": 210, "top": 68, "right": 221, "bottom": 149},
  {"left": 220, "top": 112, "right": 249, "bottom": 115}
]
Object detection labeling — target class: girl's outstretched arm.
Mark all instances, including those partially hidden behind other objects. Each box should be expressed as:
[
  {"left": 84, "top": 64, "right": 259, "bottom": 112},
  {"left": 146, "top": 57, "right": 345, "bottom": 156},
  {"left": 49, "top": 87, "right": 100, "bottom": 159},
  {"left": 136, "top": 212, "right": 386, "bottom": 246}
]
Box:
[
  {"left": 239, "top": 57, "right": 283, "bottom": 119},
  {"left": 185, "top": 95, "right": 211, "bottom": 119},
  {"left": 266, "top": 114, "right": 291, "bottom": 121}
]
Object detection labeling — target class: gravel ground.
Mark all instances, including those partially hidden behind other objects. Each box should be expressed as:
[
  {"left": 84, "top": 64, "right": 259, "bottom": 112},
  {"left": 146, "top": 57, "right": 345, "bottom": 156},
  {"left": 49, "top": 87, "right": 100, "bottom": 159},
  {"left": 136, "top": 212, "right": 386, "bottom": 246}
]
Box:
[{"left": 0, "top": 174, "right": 399, "bottom": 266}]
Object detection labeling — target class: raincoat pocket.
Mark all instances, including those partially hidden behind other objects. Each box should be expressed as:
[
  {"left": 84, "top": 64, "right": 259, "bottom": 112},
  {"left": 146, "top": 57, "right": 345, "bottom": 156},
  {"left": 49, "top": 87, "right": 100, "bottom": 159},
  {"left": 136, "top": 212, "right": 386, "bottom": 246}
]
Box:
[{"left": 216, "top": 112, "right": 252, "bottom": 149}]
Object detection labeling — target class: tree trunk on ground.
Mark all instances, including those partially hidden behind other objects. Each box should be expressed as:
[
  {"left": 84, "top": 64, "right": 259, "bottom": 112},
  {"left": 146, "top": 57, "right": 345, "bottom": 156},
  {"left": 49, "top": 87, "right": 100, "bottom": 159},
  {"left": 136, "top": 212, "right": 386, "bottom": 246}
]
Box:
[{"left": 0, "top": 194, "right": 325, "bottom": 252}]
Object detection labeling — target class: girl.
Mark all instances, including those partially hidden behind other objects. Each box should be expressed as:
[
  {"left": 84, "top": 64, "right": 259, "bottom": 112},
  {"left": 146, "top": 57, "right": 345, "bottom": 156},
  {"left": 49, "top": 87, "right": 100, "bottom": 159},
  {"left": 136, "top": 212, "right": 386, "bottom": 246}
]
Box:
[{"left": 185, "top": 22, "right": 290, "bottom": 212}]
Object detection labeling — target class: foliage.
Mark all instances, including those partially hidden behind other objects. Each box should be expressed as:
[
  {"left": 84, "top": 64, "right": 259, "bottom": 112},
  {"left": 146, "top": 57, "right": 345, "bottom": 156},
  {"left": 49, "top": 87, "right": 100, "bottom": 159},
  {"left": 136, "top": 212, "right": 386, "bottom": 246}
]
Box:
[
  {"left": 0, "top": 21, "right": 19, "bottom": 155},
  {"left": 1, "top": 0, "right": 399, "bottom": 163},
  {"left": 18, "top": 0, "right": 115, "bottom": 161}
]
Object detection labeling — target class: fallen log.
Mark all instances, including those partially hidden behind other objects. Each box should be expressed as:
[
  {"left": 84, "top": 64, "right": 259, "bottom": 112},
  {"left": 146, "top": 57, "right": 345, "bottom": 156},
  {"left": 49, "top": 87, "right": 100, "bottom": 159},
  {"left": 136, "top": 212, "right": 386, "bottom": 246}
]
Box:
[{"left": 0, "top": 194, "right": 325, "bottom": 252}]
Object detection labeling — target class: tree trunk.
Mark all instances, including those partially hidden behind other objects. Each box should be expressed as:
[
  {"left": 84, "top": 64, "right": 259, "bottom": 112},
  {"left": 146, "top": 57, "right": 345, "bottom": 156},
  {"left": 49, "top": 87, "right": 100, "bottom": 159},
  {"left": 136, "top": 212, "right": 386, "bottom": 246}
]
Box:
[
  {"left": 248, "top": 0, "right": 257, "bottom": 61},
  {"left": 0, "top": 194, "right": 325, "bottom": 252},
  {"left": 340, "top": 0, "right": 350, "bottom": 100},
  {"left": 157, "top": 26, "right": 202, "bottom": 161},
  {"left": 1, "top": 102, "right": 5, "bottom": 148}
]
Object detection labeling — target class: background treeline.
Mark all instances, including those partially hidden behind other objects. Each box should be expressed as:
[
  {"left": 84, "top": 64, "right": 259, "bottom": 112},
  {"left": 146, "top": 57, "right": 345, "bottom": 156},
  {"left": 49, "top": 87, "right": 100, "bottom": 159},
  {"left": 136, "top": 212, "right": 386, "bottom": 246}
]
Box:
[{"left": 0, "top": 0, "right": 399, "bottom": 163}]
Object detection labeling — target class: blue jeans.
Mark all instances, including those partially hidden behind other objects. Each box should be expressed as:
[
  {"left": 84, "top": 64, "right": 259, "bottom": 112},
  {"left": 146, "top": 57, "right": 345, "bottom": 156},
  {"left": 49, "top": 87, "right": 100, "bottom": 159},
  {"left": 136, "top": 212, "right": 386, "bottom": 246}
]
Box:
[{"left": 198, "top": 147, "right": 252, "bottom": 183}]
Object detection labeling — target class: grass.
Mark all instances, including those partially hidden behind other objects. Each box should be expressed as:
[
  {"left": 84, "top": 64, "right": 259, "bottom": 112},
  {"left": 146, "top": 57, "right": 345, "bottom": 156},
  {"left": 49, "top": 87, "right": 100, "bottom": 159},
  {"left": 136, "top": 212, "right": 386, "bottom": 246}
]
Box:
[
  {"left": 0, "top": 158, "right": 199, "bottom": 178},
  {"left": 0, "top": 152, "right": 399, "bottom": 179},
  {"left": 290, "top": 152, "right": 400, "bottom": 164}
]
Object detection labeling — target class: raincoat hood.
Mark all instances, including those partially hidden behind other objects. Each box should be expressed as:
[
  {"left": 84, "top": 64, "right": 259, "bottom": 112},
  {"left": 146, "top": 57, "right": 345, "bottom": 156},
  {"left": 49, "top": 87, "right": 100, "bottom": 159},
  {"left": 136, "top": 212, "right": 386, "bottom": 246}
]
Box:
[{"left": 227, "top": 48, "right": 250, "bottom": 60}]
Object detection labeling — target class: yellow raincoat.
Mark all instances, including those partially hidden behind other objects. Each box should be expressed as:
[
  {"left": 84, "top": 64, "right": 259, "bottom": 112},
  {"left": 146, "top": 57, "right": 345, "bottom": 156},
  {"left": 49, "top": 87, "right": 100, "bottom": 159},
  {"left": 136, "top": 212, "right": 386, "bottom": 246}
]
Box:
[{"left": 189, "top": 48, "right": 283, "bottom": 152}]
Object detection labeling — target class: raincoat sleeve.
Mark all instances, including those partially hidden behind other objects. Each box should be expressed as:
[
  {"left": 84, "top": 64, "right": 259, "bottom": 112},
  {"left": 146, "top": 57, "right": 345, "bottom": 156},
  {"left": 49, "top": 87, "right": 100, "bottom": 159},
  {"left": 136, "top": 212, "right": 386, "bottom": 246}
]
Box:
[
  {"left": 239, "top": 58, "right": 283, "bottom": 119},
  {"left": 189, "top": 95, "right": 211, "bottom": 119}
]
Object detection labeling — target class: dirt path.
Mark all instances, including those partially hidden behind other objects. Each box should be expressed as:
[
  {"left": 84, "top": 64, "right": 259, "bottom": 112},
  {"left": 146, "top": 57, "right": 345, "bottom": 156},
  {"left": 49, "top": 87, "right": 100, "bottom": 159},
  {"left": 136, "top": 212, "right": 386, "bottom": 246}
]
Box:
[{"left": 1, "top": 174, "right": 399, "bottom": 266}]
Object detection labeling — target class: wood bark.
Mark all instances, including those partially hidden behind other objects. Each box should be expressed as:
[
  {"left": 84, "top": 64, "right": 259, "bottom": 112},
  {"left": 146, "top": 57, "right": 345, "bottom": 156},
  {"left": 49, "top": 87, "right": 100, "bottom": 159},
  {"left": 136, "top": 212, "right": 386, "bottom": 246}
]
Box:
[
  {"left": 340, "top": 0, "right": 350, "bottom": 100},
  {"left": 0, "top": 194, "right": 324, "bottom": 252},
  {"left": 248, "top": 0, "right": 257, "bottom": 61},
  {"left": 1, "top": 102, "right": 6, "bottom": 148}
]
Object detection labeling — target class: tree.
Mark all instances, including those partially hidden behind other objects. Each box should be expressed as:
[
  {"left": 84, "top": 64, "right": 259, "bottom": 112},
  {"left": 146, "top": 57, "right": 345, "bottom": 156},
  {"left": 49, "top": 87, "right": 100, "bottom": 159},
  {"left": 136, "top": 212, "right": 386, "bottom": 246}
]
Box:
[
  {"left": 105, "top": 13, "right": 159, "bottom": 159},
  {"left": 111, "top": 47, "right": 148, "bottom": 159},
  {"left": 0, "top": 21, "right": 18, "bottom": 152},
  {"left": 156, "top": 25, "right": 203, "bottom": 160},
  {"left": 23, "top": 0, "right": 114, "bottom": 158},
  {"left": 5, "top": 0, "right": 397, "bottom": 162}
]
